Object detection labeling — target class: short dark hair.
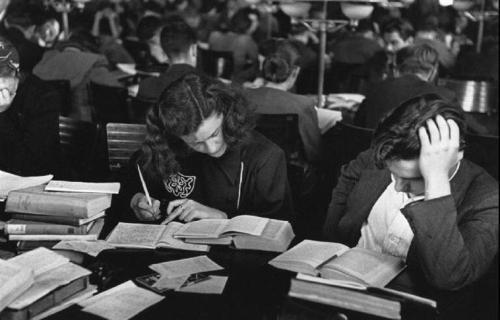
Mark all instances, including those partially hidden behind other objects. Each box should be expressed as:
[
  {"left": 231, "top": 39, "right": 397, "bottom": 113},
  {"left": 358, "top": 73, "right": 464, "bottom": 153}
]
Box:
[
  {"left": 160, "top": 18, "right": 197, "bottom": 59},
  {"left": 229, "top": 8, "right": 258, "bottom": 34},
  {"left": 396, "top": 43, "right": 439, "bottom": 75},
  {"left": 136, "top": 15, "right": 163, "bottom": 41},
  {"left": 382, "top": 18, "right": 415, "bottom": 40},
  {"left": 139, "top": 73, "right": 255, "bottom": 180},
  {"left": 372, "top": 94, "right": 466, "bottom": 167}
]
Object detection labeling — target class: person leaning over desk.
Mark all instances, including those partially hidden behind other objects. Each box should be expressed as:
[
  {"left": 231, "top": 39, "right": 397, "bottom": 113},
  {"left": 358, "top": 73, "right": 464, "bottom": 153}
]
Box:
[
  {"left": 322, "top": 94, "right": 498, "bottom": 318},
  {"left": 115, "top": 71, "right": 295, "bottom": 226}
]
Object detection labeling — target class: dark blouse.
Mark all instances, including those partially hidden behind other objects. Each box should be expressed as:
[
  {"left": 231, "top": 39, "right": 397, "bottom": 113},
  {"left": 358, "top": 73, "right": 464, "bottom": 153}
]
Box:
[{"left": 115, "top": 131, "right": 295, "bottom": 225}]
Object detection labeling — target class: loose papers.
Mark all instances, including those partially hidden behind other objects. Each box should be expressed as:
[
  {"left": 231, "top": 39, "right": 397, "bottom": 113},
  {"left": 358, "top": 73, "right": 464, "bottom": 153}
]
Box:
[
  {"left": 53, "top": 240, "right": 116, "bottom": 257},
  {"left": 0, "top": 170, "right": 53, "bottom": 199},
  {"left": 149, "top": 256, "right": 223, "bottom": 278},
  {"left": 79, "top": 281, "right": 163, "bottom": 320}
]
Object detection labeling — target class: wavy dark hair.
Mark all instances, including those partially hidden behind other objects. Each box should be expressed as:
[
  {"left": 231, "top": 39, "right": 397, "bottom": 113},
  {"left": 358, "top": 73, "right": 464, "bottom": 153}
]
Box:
[
  {"left": 262, "top": 39, "right": 300, "bottom": 84},
  {"left": 372, "top": 94, "right": 466, "bottom": 168},
  {"left": 138, "top": 73, "right": 255, "bottom": 181}
]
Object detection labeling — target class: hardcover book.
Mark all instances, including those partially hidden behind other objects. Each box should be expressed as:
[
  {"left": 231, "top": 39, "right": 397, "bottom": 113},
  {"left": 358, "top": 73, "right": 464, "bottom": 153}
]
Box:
[
  {"left": 269, "top": 240, "right": 406, "bottom": 287},
  {"left": 175, "top": 215, "right": 295, "bottom": 252},
  {"left": 106, "top": 222, "right": 210, "bottom": 252},
  {"left": 5, "top": 186, "right": 111, "bottom": 219}
]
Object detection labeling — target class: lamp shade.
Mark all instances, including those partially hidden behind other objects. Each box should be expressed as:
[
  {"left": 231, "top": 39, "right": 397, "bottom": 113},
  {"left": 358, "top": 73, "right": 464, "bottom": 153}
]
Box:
[
  {"left": 340, "top": 2, "right": 374, "bottom": 21},
  {"left": 452, "top": 0, "right": 475, "bottom": 11},
  {"left": 280, "top": 2, "right": 312, "bottom": 18}
]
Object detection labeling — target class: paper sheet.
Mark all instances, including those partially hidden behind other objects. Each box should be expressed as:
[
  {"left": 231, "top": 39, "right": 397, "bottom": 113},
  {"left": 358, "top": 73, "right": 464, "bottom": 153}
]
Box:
[
  {"left": 8, "top": 262, "right": 91, "bottom": 310},
  {"left": 149, "top": 256, "right": 223, "bottom": 278},
  {"left": 0, "top": 170, "right": 53, "bottom": 198},
  {"left": 53, "top": 240, "right": 116, "bottom": 257},
  {"left": 81, "top": 281, "right": 164, "bottom": 320},
  {"left": 9, "top": 247, "right": 69, "bottom": 277},
  {"left": 176, "top": 276, "right": 227, "bottom": 294},
  {"left": 45, "top": 181, "right": 121, "bottom": 194}
]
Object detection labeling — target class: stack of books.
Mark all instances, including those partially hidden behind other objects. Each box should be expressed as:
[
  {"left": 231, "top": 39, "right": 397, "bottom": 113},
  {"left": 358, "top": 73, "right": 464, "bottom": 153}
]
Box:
[
  {"left": 0, "top": 248, "right": 96, "bottom": 320},
  {"left": 3, "top": 181, "right": 119, "bottom": 253}
]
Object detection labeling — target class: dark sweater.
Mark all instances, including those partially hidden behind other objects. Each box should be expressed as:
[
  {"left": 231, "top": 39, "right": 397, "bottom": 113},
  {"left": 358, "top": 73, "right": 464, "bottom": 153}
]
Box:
[{"left": 0, "top": 75, "right": 61, "bottom": 176}]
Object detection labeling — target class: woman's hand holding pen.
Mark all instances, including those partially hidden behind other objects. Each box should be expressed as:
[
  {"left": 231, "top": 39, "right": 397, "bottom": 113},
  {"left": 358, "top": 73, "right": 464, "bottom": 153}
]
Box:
[
  {"left": 161, "top": 199, "right": 227, "bottom": 224},
  {"left": 130, "top": 193, "right": 162, "bottom": 221}
]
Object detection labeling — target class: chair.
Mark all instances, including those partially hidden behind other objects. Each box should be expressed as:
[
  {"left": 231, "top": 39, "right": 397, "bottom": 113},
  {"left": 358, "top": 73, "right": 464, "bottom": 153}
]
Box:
[
  {"left": 319, "top": 122, "right": 374, "bottom": 215},
  {"left": 45, "top": 80, "right": 72, "bottom": 116},
  {"left": 254, "top": 114, "right": 303, "bottom": 164},
  {"left": 58, "top": 116, "right": 100, "bottom": 180},
  {"left": 464, "top": 133, "right": 499, "bottom": 180},
  {"left": 438, "top": 78, "right": 498, "bottom": 114},
  {"left": 105, "top": 123, "right": 147, "bottom": 174},
  {"left": 198, "top": 48, "right": 234, "bottom": 80},
  {"left": 130, "top": 97, "right": 155, "bottom": 124},
  {"left": 89, "top": 82, "right": 131, "bottom": 124}
]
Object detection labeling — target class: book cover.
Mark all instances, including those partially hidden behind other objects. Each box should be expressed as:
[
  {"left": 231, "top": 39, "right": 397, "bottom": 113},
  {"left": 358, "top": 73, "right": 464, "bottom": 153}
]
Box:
[
  {"left": 289, "top": 278, "right": 402, "bottom": 320},
  {"left": 9, "top": 212, "right": 105, "bottom": 227},
  {"left": 8, "top": 219, "right": 104, "bottom": 242},
  {"left": 5, "top": 186, "right": 111, "bottom": 219}
]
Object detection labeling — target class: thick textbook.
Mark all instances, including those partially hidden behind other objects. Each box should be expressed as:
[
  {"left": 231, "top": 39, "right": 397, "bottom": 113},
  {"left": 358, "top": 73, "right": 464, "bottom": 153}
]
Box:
[
  {"left": 0, "top": 260, "right": 34, "bottom": 313},
  {"left": 1, "top": 249, "right": 91, "bottom": 320},
  {"left": 10, "top": 211, "right": 105, "bottom": 226},
  {"left": 4, "top": 219, "right": 92, "bottom": 235},
  {"left": 288, "top": 278, "right": 402, "bottom": 320},
  {"left": 8, "top": 219, "right": 104, "bottom": 241},
  {"left": 175, "top": 215, "right": 295, "bottom": 252},
  {"left": 5, "top": 186, "right": 112, "bottom": 218},
  {"left": 106, "top": 222, "right": 210, "bottom": 252},
  {"left": 269, "top": 240, "right": 406, "bottom": 287}
]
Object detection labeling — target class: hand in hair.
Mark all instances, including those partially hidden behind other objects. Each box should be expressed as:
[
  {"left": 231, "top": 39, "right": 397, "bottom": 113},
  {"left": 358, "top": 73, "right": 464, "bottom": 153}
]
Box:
[
  {"left": 161, "top": 199, "right": 227, "bottom": 224},
  {"left": 130, "top": 193, "right": 162, "bottom": 221},
  {"left": 418, "top": 115, "right": 462, "bottom": 200}
]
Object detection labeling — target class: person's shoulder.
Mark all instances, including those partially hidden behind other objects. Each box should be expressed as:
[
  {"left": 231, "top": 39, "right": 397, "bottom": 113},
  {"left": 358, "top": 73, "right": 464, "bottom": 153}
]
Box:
[{"left": 242, "top": 131, "right": 285, "bottom": 163}]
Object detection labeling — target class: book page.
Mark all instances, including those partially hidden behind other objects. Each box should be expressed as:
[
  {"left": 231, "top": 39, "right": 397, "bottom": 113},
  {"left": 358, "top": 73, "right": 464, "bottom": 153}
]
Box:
[
  {"left": 157, "top": 222, "right": 209, "bottom": 252},
  {"left": 269, "top": 240, "right": 349, "bottom": 274},
  {"left": 45, "top": 181, "right": 121, "bottom": 194},
  {"left": 149, "top": 256, "right": 223, "bottom": 278},
  {"left": 53, "top": 240, "right": 116, "bottom": 257},
  {"left": 176, "top": 275, "right": 227, "bottom": 294},
  {"left": 0, "top": 170, "right": 53, "bottom": 198},
  {"left": 174, "top": 219, "right": 228, "bottom": 238},
  {"left": 106, "top": 223, "right": 165, "bottom": 248},
  {"left": 321, "top": 248, "right": 406, "bottom": 287},
  {"left": 9, "top": 247, "right": 69, "bottom": 277},
  {"left": 223, "top": 215, "right": 268, "bottom": 236},
  {"left": 81, "top": 281, "right": 163, "bottom": 320},
  {"left": 8, "top": 262, "right": 91, "bottom": 310}
]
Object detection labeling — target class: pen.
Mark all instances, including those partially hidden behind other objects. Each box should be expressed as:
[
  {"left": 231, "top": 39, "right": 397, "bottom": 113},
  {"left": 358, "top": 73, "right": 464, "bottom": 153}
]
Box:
[{"left": 137, "top": 164, "right": 152, "bottom": 206}]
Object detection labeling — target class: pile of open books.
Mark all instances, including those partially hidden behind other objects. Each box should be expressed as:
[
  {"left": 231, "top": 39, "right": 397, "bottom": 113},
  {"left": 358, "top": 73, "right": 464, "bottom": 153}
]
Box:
[{"left": 0, "top": 248, "right": 95, "bottom": 320}]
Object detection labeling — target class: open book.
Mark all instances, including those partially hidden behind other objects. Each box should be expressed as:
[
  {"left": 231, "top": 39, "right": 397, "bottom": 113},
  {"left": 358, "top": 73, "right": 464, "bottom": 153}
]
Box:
[
  {"left": 106, "top": 222, "right": 209, "bottom": 252},
  {"left": 174, "top": 215, "right": 295, "bottom": 253},
  {"left": 269, "top": 240, "right": 406, "bottom": 287},
  {"left": 0, "top": 260, "right": 34, "bottom": 312}
]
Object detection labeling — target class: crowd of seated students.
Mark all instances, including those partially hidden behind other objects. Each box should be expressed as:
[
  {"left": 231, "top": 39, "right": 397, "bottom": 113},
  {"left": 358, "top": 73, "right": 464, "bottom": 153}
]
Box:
[{"left": 0, "top": 1, "right": 498, "bottom": 319}]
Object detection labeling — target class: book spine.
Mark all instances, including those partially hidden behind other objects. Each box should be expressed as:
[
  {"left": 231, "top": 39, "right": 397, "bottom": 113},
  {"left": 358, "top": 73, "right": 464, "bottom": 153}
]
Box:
[
  {"left": 5, "top": 224, "right": 85, "bottom": 235},
  {"left": 9, "top": 214, "right": 81, "bottom": 226},
  {"left": 5, "top": 193, "right": 88, "bottom": 218}
]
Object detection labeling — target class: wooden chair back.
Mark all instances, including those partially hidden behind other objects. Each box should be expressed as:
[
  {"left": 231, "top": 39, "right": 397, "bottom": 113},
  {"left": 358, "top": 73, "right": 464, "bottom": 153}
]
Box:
[{"left": 105, "top": 123, "right": 147, "bottom": 173}]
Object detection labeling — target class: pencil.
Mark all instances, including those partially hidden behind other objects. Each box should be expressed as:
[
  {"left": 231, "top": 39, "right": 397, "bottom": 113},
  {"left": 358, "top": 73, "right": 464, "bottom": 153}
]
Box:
[{"left": 137, "top": 164, "right": 152, "bottom": 206}]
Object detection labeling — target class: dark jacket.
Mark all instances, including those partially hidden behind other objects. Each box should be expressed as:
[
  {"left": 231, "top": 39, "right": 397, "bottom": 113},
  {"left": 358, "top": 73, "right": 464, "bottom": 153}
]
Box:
[
  {"left": 323, "top": 149, "right": 498, "bottom": 292},
  {"left": 0, "top": 74, "right": 61, "bottom": 176},
  {"left": 137, "top": 64, "right": 197, "bottom": 102},
  {"left": 355, "top": 74, "right": 456, "bottom": 129},
  {"left": 116, "top": 131, "right": 295, "bottom": 224}
]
